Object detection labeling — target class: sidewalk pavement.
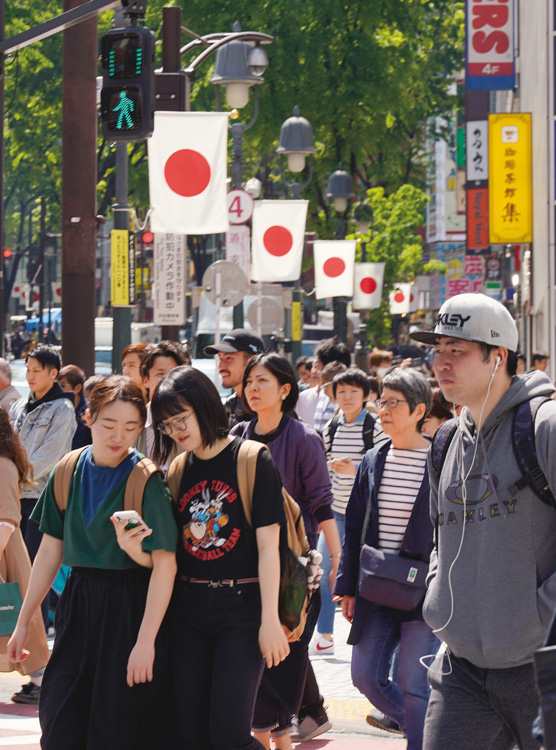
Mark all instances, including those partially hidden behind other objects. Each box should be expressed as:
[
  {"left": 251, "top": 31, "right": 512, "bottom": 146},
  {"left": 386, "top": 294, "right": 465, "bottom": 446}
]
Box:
[
  {"left": 0, "top": 609, "right": 406, "bottom": 748},
  {"left": 303, "top": 607, "right": 406, "bottom": 748}
]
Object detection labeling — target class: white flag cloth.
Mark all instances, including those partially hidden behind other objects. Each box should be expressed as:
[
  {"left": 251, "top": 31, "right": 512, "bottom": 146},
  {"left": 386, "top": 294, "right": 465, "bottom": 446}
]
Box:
[
  {"left": 149, "top": 112, "right": 229, "bottom": 235},
  {"left": 251, "top": 200, "right": 308, "bottom": 282},
  {"left": 389, "top": 283, "right": 412, "bottom": 314},
  {"left": 353, "top": 262, "right": 385, "bottom": 309},
  {"left": 313, "top": 240, "right": 356, "bottom": 300}
]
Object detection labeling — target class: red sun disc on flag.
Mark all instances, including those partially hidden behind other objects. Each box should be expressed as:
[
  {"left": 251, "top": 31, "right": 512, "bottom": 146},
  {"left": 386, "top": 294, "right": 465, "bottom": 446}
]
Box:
[
  {"left": 410, "top": 293, "right": 414, "bottom": 302},
  {"left": 394, "top": 291, "right": 405, "bottom": 303},
  {"left": 323, "top": 257, "right": 346, "bottom": 278},
  {"left": 56, "top": 288, "right": 62, "bottom": 297},
  {"left": 164, "top": 149, "right": 211, "bottom": 197},
  {"left": 360, "top": 277, "right": 377, "bottom": 294},
  {"left": 33, "top": 292, "right": 40, "bottom": 302},
  {"left": 263, "top": 226, "right": 293, "bottom": 257}
]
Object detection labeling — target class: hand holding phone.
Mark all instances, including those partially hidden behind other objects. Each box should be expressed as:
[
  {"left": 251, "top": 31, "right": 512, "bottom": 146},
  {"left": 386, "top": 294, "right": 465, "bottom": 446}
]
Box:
[{"left": 112, "top": 510, "right": 151, "bottom": 534}]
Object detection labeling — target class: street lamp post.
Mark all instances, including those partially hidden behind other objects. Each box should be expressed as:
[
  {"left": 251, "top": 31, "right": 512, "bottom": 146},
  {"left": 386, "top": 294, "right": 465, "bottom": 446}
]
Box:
[
  {"left": 273, "top": 106, "right": 316, "bottom": 362},
  {"left": 178, "top": 21, "right": 273, "bottom": 331},
  {"left": 326, "top": 162, "right": 354, "bottom": 345},
  {"left": 276, "top": 106, "right": 316, "bottom": 199}
]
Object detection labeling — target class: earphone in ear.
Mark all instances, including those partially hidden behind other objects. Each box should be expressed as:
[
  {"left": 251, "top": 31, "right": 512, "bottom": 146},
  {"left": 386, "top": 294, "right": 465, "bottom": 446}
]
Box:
[{"left": 491, "top": 355, "right": 501, "bottom": 379}]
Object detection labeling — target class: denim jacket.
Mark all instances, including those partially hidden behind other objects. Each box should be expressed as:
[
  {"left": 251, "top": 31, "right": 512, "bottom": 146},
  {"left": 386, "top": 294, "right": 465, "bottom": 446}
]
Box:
[
  {"left": 334, "top": 440, "right": 433, "bottom": 644},
  {"left": 10, "top": 396, "right": 77, "bottom": 500}
]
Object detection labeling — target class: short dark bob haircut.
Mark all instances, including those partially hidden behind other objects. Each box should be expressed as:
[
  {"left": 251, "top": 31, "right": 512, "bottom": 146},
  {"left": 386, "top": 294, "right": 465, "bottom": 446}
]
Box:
[
  {"left": 379, "top": 367, "right": 433, "bottom": 432},
  {"left": 88, "top": 375, "right": 147, "bottom": 427},
  {"left": 151, "top": 366, "right": 229, "bottom": 465},
  {"left": 332, "top": 367, "right": 370, "bottom": 400},
  {"left": 242, "top": 353, "right": 299, "bottom": 414}
]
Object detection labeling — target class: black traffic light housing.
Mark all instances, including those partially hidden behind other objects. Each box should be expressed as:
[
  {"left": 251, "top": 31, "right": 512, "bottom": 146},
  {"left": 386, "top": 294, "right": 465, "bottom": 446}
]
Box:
[{"left": 100, "top": 25, "right": 155, "bottom": 142}]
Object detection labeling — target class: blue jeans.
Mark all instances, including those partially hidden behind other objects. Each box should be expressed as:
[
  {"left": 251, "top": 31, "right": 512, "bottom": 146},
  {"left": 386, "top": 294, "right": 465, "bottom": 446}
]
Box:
[
  {"left": 316, "top": 510, "right": 345, "bottom": 635},
  {"left": 351, "top": 604, "right": 439, "bottom": 750}
]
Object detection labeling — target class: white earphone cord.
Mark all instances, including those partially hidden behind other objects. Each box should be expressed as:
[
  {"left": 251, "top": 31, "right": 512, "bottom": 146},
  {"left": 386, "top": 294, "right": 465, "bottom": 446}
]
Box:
[{"left": 420, "top": 357, "right": 499, "bottom": 675}]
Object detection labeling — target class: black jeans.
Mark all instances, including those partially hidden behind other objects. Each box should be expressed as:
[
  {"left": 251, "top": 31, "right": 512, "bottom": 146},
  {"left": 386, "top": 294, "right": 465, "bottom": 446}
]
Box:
[
  {"left": 20, "top": 497, "right": 50, "bottom": 629},
  {"left": 171, "top": 580, "right": 266, "bottom": 750},
  {"left": 253, "top": 588, "right": 322, "bottom": 732}
]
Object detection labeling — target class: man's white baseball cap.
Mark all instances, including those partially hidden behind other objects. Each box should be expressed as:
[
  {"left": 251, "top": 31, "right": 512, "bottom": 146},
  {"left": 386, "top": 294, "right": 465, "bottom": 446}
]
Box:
[{"left": 409, "top": 293, "right": 519, "bottom": 352}]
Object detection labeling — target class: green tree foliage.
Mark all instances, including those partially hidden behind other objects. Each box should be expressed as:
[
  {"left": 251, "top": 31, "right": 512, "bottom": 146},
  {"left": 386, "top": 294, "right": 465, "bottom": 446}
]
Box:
[
  {"left": 350, "top": 185, "right": 438, "bottom": 347},
  {"left": 3, "top": 1, "right": 463, "bottom": 279}
]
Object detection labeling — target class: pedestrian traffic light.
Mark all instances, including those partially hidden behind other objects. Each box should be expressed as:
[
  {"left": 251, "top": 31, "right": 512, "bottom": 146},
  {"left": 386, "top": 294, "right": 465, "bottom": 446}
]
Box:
[
  {"left": 100, "top": 26, "right": 155, "bottom": 142},
  {"left": 3, "top": 249, "right": 12, "bottom": 259}
]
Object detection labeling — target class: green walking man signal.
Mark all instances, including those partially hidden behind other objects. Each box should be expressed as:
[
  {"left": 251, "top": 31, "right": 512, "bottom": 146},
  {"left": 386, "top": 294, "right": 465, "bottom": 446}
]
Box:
[{"left": 100, "top": 25, "right": 155, "bottom": 141}]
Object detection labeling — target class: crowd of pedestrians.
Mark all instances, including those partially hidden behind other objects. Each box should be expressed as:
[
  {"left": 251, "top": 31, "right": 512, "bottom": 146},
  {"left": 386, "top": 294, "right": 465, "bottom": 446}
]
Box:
[{"left": 0, "top": 292, "right": 556, "bottom": 750}]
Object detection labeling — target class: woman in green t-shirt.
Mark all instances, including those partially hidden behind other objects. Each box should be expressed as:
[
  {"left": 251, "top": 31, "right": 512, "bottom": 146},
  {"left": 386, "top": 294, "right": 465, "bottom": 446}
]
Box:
[{"left": 7, "top": 376, "right": 178, "bottom": 749}]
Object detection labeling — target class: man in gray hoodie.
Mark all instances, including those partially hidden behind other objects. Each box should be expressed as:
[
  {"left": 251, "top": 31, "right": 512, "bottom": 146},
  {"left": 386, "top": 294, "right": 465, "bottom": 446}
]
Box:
[{"left": 410, "top": 293, "right": 556, "bottom": 750}]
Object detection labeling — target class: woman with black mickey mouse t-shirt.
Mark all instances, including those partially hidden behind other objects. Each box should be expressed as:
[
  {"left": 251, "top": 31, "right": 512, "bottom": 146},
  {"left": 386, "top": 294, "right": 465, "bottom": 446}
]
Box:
[{"left": 151, "top": 365, "right": 289, "bottom": 750}]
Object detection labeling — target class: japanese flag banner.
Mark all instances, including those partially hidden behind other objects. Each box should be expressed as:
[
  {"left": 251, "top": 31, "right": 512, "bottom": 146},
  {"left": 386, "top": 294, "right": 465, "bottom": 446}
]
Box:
[
  {"left": 389, "top": 283, "right": 412, "bottom": 314},
  {"left": 353, "top": 262, "right": 385, "bottom": 309},
  {"left": 149, "top": 112, "right": 229, "bottom": 235},
  {"left": 251, "top": 200, "right": 308, "bottom": 282},
  {"left": 51, "top": 282, "right": 62, "bottom": 304},
  {"left": 313, "top": 240, "right": 356, "bottom": 300}
]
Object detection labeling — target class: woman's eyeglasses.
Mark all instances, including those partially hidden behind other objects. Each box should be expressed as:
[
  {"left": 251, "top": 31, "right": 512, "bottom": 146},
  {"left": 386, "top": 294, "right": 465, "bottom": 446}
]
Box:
[
  {"left": 375, "top": 398, "right": 408, "bottom": 410},
  {"left": 157, "top": 413, "right": 194, "bottom": 435}
]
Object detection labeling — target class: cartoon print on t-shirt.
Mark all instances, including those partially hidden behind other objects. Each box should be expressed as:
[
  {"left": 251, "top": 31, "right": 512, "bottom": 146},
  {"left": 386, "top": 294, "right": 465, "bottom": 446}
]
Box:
[{"left": 181, "top": 480, "right": 241, "bottom": 560}]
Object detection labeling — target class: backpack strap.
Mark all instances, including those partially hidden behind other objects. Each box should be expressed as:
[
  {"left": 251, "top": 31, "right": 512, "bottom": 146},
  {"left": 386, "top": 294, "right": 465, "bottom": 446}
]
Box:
[
  {"left": 362, "top": 413, "right": 376, "bottom": 452},
  {"left": 513, "top": 397, "right": 555, "bottom": 507},
  {"left": 237, "top": 440, "right": 268, "bottom": 528},
  {"left": 431, "top": 418, "right": 459, "bottom": 479},
  {"left": 166, "top": 451, "right": 189, "bottom": 503},
  {"left": 53, "top": 447, "right": 89, "bottom": 513},
  {"left": 326, "top": 415, "right": 340, "bottom": 457},
  {"left": 123, "top": 458, "right": 161, "bottom": 515}
]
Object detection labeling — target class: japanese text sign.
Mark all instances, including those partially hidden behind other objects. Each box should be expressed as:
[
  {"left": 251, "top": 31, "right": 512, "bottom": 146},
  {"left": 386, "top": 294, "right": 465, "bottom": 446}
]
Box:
[
  {"left": 153, "top": 233, "right": 186, "bottom": 326},
  {"left": 489, "top": 113, "right": 532, "bottom": 244},
  {"left": 111, "top": 229, "right": 136, "bottom": 307},
  {"left": 466, "top": 121, "right": 488, "bottom": 182},
  {"left": 466, "top": 0, "right": 515, "bottom": 90}
]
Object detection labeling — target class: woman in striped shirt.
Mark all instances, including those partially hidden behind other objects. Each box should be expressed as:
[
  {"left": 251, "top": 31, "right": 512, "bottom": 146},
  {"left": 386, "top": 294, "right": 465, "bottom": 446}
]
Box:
[{"left": 334, "top": 368, "right": 438, "bottom": 750}]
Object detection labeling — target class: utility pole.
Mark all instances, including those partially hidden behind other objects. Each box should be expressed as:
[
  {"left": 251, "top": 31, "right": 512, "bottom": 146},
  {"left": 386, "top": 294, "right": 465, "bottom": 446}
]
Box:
[
  {"left": 157, "top": 4, "right": 185, "bottom": 343},
  {"left": 61, "top": 0, "right": 97, "bottom": 374}
]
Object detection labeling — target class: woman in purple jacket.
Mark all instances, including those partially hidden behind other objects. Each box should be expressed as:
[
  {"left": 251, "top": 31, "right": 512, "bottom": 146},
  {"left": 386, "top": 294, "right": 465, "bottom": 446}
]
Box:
[{"left": 231, "top": 353, "right": 341, "bottom": 749}]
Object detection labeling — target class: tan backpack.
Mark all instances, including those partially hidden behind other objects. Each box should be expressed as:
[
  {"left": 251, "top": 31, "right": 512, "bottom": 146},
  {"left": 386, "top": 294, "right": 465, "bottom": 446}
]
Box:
[
  {"left": 53, "top": 447, "right": 161, "bottom": 516},
  {"left": 166, "top": 440, "right": 311, "bottom": 642}
]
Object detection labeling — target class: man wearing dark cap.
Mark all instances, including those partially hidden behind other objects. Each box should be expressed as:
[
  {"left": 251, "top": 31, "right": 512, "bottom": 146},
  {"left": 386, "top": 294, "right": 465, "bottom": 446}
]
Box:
[{"left": 204, "top": 328, "right": 265, "bottom": 428}]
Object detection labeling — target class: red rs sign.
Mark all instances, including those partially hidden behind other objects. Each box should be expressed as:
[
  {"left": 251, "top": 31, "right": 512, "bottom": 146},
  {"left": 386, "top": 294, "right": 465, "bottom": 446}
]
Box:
[{"left": 466, "top": 0, "right": 515, "bottom": 90}]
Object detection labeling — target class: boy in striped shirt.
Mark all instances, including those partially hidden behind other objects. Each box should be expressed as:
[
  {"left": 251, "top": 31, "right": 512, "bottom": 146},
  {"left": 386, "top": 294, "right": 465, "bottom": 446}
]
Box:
[{"left": 310, "top": 368, "right": 387, "bottom": 655}]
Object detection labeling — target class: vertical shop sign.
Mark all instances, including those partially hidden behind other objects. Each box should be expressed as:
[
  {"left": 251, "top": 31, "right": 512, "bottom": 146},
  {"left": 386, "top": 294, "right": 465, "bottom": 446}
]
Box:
[{"left": 489, "top": 114, "right": 532, "bottom": 243}]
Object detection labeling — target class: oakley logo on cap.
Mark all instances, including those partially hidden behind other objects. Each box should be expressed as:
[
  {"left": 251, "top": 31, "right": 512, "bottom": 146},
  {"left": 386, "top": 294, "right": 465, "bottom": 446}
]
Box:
[{"left": 436, "top": 313, "right": 472, "bottom": 329}]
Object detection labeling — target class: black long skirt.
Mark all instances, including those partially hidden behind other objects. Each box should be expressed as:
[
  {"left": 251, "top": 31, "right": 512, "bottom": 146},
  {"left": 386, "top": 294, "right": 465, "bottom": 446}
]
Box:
[{"left": 39, "top": 567, "right": 176, "bottom": 750}]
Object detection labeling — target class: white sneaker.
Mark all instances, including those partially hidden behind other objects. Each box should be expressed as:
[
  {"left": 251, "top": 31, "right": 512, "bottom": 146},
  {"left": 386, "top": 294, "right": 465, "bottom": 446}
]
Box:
[{"left": 309, "top": 635, "right": 335, "bottom": 656}]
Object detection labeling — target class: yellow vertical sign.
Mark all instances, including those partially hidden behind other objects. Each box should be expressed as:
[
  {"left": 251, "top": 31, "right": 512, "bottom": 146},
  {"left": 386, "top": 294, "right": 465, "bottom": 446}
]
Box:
[
  {"left": 111, "top": 230, "right": 130, "bottom": 306},
  {"left": 489, "top": 113, "right": 532, "bottom": 243},
  {"left": 291, "top": 301, "right": 302, "bottom": 341}
]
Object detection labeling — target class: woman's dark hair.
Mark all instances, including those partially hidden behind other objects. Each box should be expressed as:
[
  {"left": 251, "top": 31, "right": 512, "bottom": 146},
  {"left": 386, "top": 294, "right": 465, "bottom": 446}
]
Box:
[
  {"left": 0, "top": 405, "right": 34, "bottom": 489},
  {"left": 332, "top": 367, "right": 370, "bottom": 399},
  {"left": 314, "top": 337, "right": 351, "bottom": 367},
  {"left": 88, "top": 375, "right": 147, "bottom": 426},
  {"left": 428, "top": 388, "right": 454, "bottom": 422},
  {"left": 58, "top": 364, "right": 86, "bottom": 389},
  {"left": 151, "top": 366, "right": 229, "bottom": 465},
  {"left": 242, "top": 353, "right": 299, "bottom": 413},
  {"left": 380, "top": 367, "right": 433, "bottom": 432}
]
